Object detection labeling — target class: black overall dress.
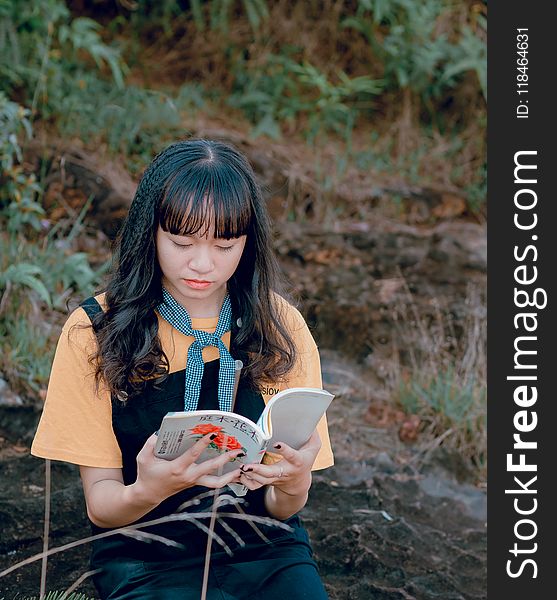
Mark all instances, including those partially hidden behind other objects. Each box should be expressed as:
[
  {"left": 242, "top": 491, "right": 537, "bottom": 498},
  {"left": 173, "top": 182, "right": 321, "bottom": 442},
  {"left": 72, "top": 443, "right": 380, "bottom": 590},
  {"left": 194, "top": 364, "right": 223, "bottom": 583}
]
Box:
[{"left": 80, "top": 298, "right": 328, "bottom": 600}]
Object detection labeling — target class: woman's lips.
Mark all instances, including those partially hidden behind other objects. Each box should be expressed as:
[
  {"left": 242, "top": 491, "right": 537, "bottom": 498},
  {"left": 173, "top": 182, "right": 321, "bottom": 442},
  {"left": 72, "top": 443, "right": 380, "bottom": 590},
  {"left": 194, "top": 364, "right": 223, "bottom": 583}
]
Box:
[{"left": 183, "top": 279, "right": 212, "bottom": 290}]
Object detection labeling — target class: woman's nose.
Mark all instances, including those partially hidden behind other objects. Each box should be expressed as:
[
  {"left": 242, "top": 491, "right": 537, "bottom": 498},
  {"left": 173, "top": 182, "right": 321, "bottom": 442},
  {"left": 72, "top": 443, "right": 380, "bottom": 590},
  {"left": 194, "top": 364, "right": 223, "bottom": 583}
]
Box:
[{"left": 188, "top": 247, "right": 213, "bottom": 274}]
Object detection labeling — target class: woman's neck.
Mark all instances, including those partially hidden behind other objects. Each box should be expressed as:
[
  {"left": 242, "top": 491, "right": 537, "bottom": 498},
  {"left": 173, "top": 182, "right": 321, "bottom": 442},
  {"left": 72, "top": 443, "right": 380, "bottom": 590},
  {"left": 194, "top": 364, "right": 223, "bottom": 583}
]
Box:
[{"left": 187, "top": 302, "right": 223, "bottom": 320}]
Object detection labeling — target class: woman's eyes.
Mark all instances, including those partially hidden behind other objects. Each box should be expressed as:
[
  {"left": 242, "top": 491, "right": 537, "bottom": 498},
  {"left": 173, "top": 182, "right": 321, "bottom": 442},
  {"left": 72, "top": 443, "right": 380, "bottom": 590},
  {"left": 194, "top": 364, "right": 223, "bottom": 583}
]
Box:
[{"left": 172, "top": 240, "right": 233, "bottom": 252}]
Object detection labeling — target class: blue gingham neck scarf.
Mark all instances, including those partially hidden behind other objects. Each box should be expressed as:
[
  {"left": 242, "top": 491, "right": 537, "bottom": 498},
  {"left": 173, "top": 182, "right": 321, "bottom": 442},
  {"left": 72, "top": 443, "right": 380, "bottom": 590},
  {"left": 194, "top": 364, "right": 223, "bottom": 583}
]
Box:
[{"left": 157, "top": 287, "right": 235, "bottom": 413}]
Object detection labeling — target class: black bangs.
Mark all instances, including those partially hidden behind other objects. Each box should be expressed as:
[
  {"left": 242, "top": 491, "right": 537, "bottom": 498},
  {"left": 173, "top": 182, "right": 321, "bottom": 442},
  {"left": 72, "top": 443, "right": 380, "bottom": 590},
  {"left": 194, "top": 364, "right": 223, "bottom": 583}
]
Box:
[{"left": 158, "top": 162, "right": 253, "bottom": 239}]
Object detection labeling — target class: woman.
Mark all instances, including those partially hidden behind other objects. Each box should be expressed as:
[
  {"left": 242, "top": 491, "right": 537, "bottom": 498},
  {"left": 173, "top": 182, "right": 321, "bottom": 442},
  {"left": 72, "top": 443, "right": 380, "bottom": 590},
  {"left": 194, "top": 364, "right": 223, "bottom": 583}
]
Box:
[{"left": 32, "top": 139, "right": 334, "bottom": 599}]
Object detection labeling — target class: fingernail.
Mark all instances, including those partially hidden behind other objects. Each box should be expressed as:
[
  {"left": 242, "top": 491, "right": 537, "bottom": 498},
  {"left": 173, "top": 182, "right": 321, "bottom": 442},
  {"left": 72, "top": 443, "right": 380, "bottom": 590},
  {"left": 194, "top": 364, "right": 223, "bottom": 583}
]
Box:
[
  {"left": 210, "top": 433, "right": 217, "bottom": 440},
  {"left": 273, "top": 444, "right": 282, "bottom": 449}
]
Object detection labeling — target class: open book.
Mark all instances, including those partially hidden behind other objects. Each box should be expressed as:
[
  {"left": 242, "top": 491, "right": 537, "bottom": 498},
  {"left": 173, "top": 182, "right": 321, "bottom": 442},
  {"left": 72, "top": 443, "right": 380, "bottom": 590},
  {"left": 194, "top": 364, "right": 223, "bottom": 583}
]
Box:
[{"left": 154, "top": 387, "right": 333, "bottom": 495}]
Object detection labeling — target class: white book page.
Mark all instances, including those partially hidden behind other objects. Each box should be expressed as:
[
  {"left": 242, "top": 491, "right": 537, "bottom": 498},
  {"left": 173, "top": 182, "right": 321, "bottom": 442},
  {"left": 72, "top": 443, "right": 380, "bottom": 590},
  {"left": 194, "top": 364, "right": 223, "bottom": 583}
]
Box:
[{"left": 257, "top": 388, "right": 334, "bottom": 449}]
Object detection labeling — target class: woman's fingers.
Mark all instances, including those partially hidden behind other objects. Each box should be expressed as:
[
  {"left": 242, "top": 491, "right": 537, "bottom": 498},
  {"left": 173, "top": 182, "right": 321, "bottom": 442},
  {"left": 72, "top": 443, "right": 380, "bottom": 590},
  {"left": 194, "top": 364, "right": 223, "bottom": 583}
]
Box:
[
  {"left": 241, "top": 471, "right": 277, "bottom": 486},
  {"left": 197, "top": 467, "right": 243, "bottom": 489},
  {"left": 237, "top": 431, "right": 322, "bottom": 496},
  {"left": 176, "top": 432, "right": 222, "bottom": 466},
  {"left": 189, "top": 447, "right": 245, "bottom": 479},
  {"left": 240, "top": 462, "right": 287, "bottom": 484},
  {"left": 270, "top": 441, "right": 298, "bottom": 464},
  {"left": 238, "top": 472, "right": 265, "bottom": 490},
  {"left": 147, "top": 431, "right": 245, "bottom": 489}
]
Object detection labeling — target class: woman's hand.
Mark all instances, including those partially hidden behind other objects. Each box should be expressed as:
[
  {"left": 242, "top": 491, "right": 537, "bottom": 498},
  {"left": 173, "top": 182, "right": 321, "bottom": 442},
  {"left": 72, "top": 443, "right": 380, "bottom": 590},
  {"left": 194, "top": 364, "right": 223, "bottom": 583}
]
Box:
[
  {"left": 238, "top": 430, "right": 321, "bottom": 496},
  {"left": 132, "top": 431, "right": 243, "bottom": 506},
  {"left": 80, "top": 432, "right": 243, "bottom": 529},
  {"left": 238, "top": 430, "right": 321, "bottom": 520}
]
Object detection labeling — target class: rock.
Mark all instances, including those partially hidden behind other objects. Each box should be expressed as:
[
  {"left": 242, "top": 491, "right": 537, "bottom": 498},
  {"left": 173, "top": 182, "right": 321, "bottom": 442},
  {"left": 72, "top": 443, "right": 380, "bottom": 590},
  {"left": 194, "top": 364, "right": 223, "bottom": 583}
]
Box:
[
  {"left": 375, "top": 451, "right": 397, "bottom": 474},
  {"left": 275, "top": 220, "right": 486, "bottom": 363},
  {"left": 0, "top": 378, "right": 23, "bottom": 407},
  {"left": 417, "top": 474, "right": 487, "bottom": 522},
  {"left": 429, "top": 222, "right": 487, "bottom": 272}
]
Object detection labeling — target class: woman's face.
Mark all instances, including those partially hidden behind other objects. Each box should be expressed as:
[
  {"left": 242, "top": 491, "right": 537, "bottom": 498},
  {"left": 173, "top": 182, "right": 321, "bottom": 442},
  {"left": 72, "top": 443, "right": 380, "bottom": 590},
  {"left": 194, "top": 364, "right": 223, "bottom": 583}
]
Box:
[{"left": 156, "top": 225, "right": 247, "bottom": 317}]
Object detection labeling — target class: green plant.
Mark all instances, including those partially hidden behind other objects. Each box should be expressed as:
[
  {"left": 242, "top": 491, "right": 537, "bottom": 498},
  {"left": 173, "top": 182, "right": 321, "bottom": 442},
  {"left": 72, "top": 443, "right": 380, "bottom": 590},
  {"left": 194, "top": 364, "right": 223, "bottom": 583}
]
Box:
[
  {"left": 342, "top": 0, "right": 487, "bottom": 106},
  {"left": 0, "top": 316, "right": 53, "bottom": 394},
  {"left": 0, "top": 0, "right": 125, "bottom": 115},
  {"left": 398, "top": 367, "right": 486, "bottom": 454},
  {"left": 0, "top": 93, "right": 45, "bottom": 232},
  {"left": 0, "top": 130, "right": 107, "bottom": 395},
  {"left": 190, "top": 0, "right": 269, "bottom": 33},
  {"left": 387, "top": 281, "right": 486, "bottom": 473},
  {"left": 1, "top": 229, "right": 106, "bottom": 305},
  {"left": 0, "top": 262, "right": 51, "bottom": 305},
  {"left": 0, "top": 229, "right": 107, "bottom": 393},
  {"left": 228, "top": 52, "right": 382, "bottom": 142},
  {"left": 464, "top": 161, "right": 487, "bottom": 214},
  {"left": 51, "top": 76, "right": 205, "bottom": 170},
  {"left": 121, "top": 0, "right": 269, "bottom": 39},
  {"left": 444, "top": 16, "right": 487, "bottom": 101}
]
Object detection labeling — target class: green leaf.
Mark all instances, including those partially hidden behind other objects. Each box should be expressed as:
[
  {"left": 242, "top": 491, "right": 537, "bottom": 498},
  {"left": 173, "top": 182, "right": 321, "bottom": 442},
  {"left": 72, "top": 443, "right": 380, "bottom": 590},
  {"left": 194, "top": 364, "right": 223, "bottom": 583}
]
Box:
[
  {"left": 0, "top": 263, "right": 51, "bottom": 305},
  {"left": 251, "top": 112, "right": 281, "bottom": 140}
]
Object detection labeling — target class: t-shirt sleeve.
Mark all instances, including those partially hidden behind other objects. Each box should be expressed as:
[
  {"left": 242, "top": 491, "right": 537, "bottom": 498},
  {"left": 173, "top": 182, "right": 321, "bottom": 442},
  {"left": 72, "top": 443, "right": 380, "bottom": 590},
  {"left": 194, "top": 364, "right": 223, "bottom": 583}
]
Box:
[
  {"left": 279, "top": 300, "right": 334, "bottom": 471},
  {"left": 31, "top": 307, "right": 122, "bottom": 468}
]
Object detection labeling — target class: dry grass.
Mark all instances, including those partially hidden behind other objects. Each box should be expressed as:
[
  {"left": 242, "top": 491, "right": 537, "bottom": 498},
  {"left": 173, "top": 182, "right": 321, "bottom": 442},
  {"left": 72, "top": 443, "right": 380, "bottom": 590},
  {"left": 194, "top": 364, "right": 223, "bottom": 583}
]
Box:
[
  {"left": 0, "top": 477, "right": 292, "bottom": 598},
  {"left": 383, "top": 277, "right": 487, "bottom": 479}
]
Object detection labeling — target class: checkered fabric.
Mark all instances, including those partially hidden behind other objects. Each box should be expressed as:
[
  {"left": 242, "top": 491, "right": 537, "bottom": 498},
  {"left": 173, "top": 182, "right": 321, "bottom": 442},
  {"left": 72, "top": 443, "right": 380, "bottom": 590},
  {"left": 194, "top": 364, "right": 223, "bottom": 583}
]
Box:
[{"left": 157, "top": 288, "right": 235, "bottom": 412}]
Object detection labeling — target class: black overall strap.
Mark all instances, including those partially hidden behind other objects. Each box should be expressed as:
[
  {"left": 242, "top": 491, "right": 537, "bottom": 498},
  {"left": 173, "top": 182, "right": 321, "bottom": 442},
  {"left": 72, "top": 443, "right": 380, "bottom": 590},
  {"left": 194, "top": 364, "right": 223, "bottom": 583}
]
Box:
[{"left": 79, "top": 296, "right": 103, "bottom": 331}]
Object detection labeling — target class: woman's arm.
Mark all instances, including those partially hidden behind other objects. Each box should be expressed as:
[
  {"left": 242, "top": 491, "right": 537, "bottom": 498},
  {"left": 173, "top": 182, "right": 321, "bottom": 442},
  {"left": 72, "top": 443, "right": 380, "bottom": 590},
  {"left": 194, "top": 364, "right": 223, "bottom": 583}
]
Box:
[{"left": 80, "top": 432, "right": 244, "bottom": 528}]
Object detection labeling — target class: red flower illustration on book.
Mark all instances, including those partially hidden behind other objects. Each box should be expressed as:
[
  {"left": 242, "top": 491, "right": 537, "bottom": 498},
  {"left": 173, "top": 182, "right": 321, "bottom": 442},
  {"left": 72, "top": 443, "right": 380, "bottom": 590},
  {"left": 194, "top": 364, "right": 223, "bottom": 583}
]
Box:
[
  {"left": 213, "top": 432, "right": 243, "bottom": 451},
  {"left": 189, "top": 424, "right": 246, "bottom": 456},
  {"left": 190, "top": 424, "right": 223, "bottom": 436}
]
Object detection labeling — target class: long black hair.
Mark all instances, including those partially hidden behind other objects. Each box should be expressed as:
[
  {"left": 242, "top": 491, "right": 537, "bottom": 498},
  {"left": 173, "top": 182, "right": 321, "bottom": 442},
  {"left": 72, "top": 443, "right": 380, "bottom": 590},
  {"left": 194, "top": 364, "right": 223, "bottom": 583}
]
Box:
[{"left": 91, "top": 139, "right": 297, "bottom": 397}]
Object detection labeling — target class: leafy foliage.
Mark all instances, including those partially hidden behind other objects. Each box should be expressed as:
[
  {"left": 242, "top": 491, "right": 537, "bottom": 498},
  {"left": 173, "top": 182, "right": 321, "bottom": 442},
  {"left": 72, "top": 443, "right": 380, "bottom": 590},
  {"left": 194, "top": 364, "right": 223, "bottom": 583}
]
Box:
[
  {"left": 0, "top": 0, "right": 125, "bottom": 113},
  {"left": 52, "top": 77, "right": 205, "bottom": 170},
  {"left": 342, "top": 0, "right": 487, "bottom": 102},
  {"left": 0, "top": 95, "right": 106, "bottom": 395},
  {"left": 190, "top": 0, "right": 269, "bottom": 32},
  {"left": 398, "top": 366, "right": 486, "bottom": 456},
  {"left": 229, "top": 53, "right": 383, "bottom": 142},
  {"left": 0, "top": 93, "right": 44, "bottom": 232}
]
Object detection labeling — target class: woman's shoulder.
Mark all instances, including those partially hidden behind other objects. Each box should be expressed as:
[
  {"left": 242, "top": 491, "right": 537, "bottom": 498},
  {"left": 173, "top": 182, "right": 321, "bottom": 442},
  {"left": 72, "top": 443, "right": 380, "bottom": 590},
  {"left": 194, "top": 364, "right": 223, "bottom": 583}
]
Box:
[{"left": 60, "top": 292, "right": 107, "bottom": 340}]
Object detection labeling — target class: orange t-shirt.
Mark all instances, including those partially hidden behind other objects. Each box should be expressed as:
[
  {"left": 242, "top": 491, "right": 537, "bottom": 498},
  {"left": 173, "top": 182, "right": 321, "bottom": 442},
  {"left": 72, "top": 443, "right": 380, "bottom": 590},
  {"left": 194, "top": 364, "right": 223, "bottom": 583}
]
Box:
[{"left": 31, "top": 294, "right": 334, "bottom": 470}]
